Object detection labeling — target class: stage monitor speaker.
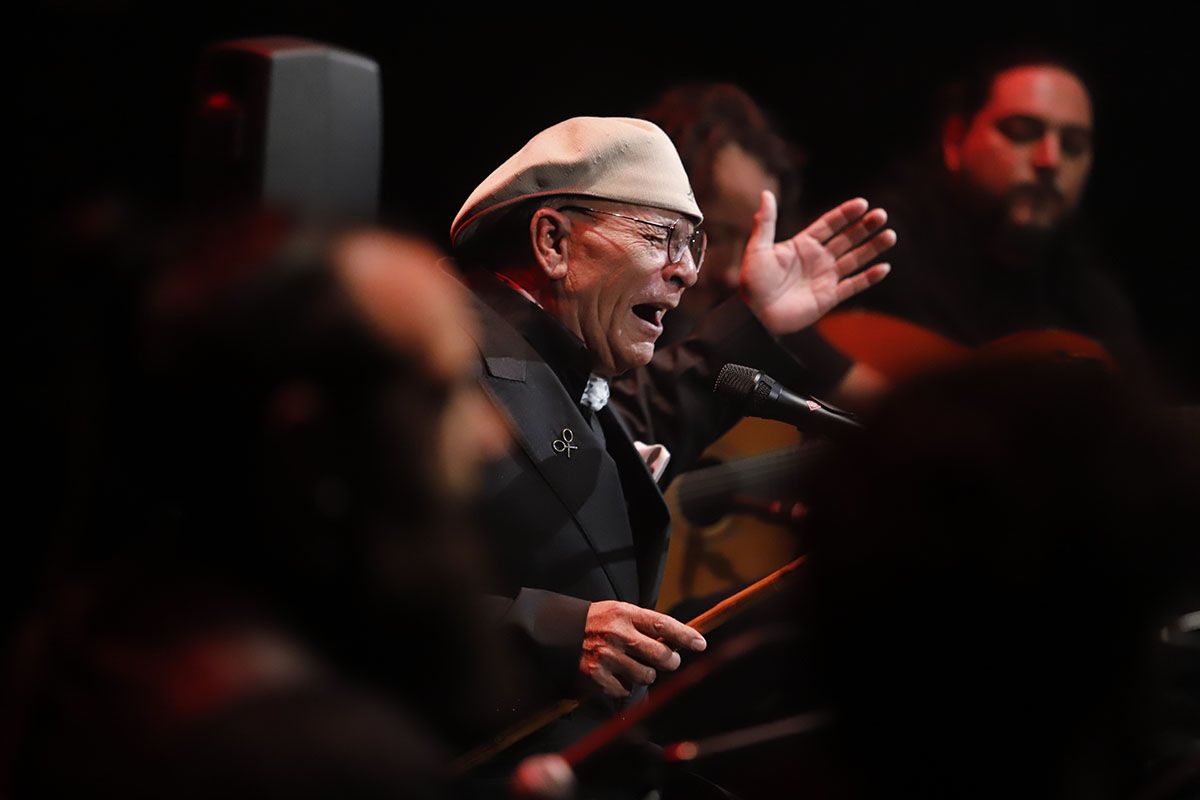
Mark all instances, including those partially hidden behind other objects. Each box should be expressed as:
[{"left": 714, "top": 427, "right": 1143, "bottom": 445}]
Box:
[{"left": 186, "top": 36, "right": 380, "bottom": 222}]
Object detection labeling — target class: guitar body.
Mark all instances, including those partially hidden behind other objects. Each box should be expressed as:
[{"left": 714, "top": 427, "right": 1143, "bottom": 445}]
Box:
[
  {"left": 658, "top": 417, "right": 803, "bottom": 612},
  {"left": 658, "top": 311, "right": 1115, "bottom": 614},
  {"left": 816, "top": 309, "right": 1115, "bottom": 382}
]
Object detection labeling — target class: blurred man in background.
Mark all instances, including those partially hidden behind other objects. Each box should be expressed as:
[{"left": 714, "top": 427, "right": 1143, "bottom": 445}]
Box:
[
  {"left": 11, "top": 223, "right": 512, "bottom": 798},
  {"left": 826, "top": 52, "right": 1155, "bottom": 387},
  {"left": 803, "top": 358, "right": 1198, "bottom": 798}
]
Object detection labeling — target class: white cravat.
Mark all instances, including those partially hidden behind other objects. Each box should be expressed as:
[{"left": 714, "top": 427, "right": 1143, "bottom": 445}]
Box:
[
  {"left": 580, "top": 374, "right": 610, "bottom": 412},
  {"left": 580, "top": 375, "right": 671, "bottom": 480}
]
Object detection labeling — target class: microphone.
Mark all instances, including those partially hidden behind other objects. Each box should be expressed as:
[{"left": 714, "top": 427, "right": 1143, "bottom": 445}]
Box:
[{"left": 714, "top": 364, "right": 863, "bottom": 438}]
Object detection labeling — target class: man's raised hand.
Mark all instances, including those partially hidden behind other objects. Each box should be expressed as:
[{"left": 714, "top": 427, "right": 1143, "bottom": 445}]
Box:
[{"left": 739, "top": 191, "right": 896, "bottom": 335}]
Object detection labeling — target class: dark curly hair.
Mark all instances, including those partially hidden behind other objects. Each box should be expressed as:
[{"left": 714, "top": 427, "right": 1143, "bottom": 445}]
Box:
[{"left": 641, "top": 83, "right": 804, "bottom": 236}]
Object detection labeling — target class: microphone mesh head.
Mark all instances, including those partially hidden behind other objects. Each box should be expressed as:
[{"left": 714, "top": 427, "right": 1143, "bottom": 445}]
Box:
[{"left": 714, "top": 363, "right": 760, "bottom": 403}]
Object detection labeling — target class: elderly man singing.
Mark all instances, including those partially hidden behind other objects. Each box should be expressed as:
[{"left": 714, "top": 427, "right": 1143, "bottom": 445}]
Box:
[{"left": 450, "top": 117, "right": 894, "bottom": 767}]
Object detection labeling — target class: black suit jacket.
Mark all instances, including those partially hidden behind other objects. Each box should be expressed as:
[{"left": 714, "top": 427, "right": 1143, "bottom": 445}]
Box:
[
  {"left": 463, "top": 274, "right": 809, "bottom": 756},
  {"left": 458, "top": 277, "right": 806, "bottom": 782}
]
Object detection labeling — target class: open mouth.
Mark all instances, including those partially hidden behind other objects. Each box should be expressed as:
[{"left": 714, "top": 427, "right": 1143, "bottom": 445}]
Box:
[{"left": 632, "top": 303, "right": 666, "bottom": 327}]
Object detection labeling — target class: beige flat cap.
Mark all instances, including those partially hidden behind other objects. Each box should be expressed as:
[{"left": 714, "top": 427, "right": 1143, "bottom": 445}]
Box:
[{"left": 450, "top": 116, "right": 702, "bottom": 249}]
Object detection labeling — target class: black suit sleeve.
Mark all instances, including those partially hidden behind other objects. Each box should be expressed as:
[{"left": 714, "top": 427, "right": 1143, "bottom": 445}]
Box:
[{"left": 482, "top": 588, "right": 590, "bottom": 699}]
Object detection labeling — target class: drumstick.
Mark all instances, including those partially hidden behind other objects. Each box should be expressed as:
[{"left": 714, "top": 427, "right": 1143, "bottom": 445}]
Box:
[
  {"left": 685, "top": 555, "right": 805, "bottom": 635},
  {"left": 454, "top": 555, "right": 807, "bottom": 773}
]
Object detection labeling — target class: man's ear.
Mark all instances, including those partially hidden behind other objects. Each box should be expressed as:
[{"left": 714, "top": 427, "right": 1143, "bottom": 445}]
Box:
[
  {"left": 942, "top": 113, "right": 967, "bottom": 173},
  {"left": 530, "top": 207, "right": 571, "bottom": 281}
]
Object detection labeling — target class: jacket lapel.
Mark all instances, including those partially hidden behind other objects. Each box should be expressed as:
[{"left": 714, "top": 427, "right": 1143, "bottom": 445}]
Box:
[
  {"left": 598, "top": 406, "right": 671, "bottom": 607},
  {"left": 474, "top": 304, "right": 642, "bottom": 603}
]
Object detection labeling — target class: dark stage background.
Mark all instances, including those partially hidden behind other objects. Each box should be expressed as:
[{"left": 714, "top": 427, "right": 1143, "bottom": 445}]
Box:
[
  {"left": 25, "top": 4, "right": 1198, "bottom": 400},
  {"left": 12, "top": 11, "right": 1197, "bottom": 793}
]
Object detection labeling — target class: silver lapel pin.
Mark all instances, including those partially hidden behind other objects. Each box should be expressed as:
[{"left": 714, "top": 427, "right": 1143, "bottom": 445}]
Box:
[{"left": 552, "top": 428, "right": 577, "bottom": 458}]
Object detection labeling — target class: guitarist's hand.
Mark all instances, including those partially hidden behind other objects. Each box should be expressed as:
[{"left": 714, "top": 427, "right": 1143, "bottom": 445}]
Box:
[{"left": 579, "top": 601, "right": 706, "bottom": 698}]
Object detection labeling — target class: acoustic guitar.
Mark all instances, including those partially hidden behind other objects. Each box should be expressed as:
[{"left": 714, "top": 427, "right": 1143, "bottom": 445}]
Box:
[
  {"left": 658, "top": 309, "right": 1115, "bottom": 613},
  {"left": 658, "top": 417, "right": 805, "bottom": 612},
  {"left": 815, "top": 309, "right": 1115, "bottom": 382}
]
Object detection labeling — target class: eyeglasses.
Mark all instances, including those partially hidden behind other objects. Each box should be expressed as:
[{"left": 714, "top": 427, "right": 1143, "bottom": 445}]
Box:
[{"left": 557, "top": 205, "right": 706, "bottom": 270}]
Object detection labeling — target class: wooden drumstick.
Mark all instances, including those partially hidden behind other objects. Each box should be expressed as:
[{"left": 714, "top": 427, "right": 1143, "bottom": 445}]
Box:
[
  {"left": 684, "top": 554, "right": 805, "bottom": 635},
  {"left": 454, "top": 555, "right": 807, "bottom": 773}
]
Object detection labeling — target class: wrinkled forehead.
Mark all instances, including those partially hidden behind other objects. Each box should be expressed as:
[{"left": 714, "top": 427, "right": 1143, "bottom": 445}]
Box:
[
  {"left": 554, "top": 196, "right": 701, "bottom": 228},
  {"left": 980, "top": 65, "right": 1094, "bottom": 127}
]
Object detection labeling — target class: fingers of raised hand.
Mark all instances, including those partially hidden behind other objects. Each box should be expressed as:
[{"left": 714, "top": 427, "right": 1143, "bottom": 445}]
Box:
[
  {"left": 747, "top": 190, "right": 779, "bottom": 251},
  {"left": 835, "top": 228, "right": 897, "bottom": 277},
  {"left": 824, "top": 208, "right": 889, "bottom": 260},
  {"left": 803, "top": 198, "right": 870, "bottom": 243},
  {"left": 834, "top": 262, "right": 892, "bottom": 306}
]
